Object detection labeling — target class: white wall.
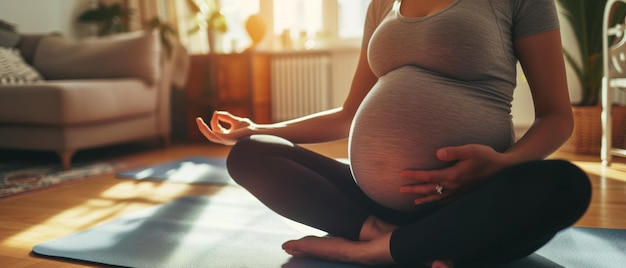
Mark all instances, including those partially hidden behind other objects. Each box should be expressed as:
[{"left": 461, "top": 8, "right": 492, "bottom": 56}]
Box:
[{"left": 0, "top": 0, "right": 96, "bottom": 38}]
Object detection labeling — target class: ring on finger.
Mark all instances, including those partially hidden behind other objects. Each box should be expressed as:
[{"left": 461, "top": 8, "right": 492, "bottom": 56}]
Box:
[{"left": 435, "top": 183, "right": 444, "bottom": 195}]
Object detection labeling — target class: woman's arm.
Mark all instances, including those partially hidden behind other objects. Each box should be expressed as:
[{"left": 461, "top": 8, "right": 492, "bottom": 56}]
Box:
[
  {"left": 197, "top": 47, "right": 377, "bottom": 145},
  {"left": 508, "top": 28, "right": 574, "bottom": 161},
  {"left": 399, "top": 29, "right": 573, "bottom": 204}
]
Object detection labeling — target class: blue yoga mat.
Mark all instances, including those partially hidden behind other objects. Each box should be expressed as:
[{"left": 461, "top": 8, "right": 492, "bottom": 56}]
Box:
[
  {"left": 33, "top": 193, "right": 626, "bottom": 268},
  {"left": 116, "top": 156, "right": 235, "bottom": 185},
  {"left": 33, "top": 192, "right": 362, "bottom": 268}
]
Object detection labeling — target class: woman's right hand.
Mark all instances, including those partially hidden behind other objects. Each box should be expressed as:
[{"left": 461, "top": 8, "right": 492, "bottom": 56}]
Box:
[{"left": 196, "top": 111, "right": 255, "bottom": 145}]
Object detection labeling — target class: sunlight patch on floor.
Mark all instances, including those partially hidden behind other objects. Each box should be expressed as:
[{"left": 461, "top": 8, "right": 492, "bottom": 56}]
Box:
[
  {"left": 573, "top": 160, "right": 626, "bottom": 183},
  {"left": 1, "top": 181, "right": 212, "bottom": 248}
]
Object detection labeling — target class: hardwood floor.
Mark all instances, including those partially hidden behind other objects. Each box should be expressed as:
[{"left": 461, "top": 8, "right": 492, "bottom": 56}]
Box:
[{"left": 0, "top": 140, "right": 625, "bottom": 267}]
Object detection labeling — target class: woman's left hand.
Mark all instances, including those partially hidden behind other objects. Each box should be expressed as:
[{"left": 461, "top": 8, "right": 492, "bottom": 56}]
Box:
[{"left": 399, "top": 144, "right": 510, "bottom": 205}]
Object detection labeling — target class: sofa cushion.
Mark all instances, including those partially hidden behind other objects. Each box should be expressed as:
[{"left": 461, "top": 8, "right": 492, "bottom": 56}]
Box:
[
  {"left": 0, "top": 47, "right": 43, "bottom": 84},
  {"left": 33, "top": 31, "right": 160, "bottom": 84},
  {"left": 0, "top": 78, "right": 157, "bottom": 125}
]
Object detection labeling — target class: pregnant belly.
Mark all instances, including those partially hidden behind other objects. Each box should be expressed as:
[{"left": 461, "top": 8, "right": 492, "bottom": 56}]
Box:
[{"left": 349, "top": 66, "right": 512, "bottom": 211}]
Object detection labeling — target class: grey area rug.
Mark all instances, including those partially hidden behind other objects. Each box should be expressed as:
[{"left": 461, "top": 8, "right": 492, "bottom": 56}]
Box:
[
  {"left": 33, "top": 192, "right": 626, "bottom": 268},
  {"left": 0, "top": 144, "right": 158, "bottom": 198},
  {"left": 0, "top": 158, "right": 122, "bottom": 198}
]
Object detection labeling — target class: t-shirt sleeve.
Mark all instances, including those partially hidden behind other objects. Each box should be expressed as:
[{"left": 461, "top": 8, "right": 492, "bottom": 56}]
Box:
[
  {"left": 361, "top": 0, "right": 395, "bottom": 49},
  {"left": 512, "top": 0, "right": 560, "bottom": 39}
]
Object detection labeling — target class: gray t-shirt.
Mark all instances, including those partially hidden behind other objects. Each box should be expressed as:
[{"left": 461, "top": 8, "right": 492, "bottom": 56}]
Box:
[{"left": 348, "top": 0, "right": 560, "bottom": 211}]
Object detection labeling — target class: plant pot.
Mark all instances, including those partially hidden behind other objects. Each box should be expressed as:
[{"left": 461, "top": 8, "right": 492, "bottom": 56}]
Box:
[{"left": 561, "top": 105, "right": 626, "bottom": 154}]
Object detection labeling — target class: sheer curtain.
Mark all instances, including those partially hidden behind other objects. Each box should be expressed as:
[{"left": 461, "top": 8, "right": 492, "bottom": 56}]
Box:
[{"left": 124, "top": 0, "right": 177, "bottom": 31}]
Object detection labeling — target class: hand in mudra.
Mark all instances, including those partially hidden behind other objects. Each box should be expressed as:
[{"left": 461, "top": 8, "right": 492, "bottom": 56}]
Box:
[
  {"left": 400, "top": 144, "right": 510, "bottom": 205},
  {"left": 196, "top": 111, "right": 254, "bottom": 145}
]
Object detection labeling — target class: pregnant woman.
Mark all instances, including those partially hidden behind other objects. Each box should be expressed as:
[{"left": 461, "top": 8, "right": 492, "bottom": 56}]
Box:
[{"left": 196, "top": 0, "right": 591, "bottom": 266}]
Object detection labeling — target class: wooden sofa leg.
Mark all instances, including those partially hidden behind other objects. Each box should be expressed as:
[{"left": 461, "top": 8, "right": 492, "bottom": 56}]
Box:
[{"left": 58, "top": 151, "right": 75, "bottom": 170}]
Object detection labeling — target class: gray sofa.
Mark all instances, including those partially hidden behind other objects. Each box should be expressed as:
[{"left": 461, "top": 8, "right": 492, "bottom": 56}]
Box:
[{"left": 0, "top": 30, "right": 189, "bottom": 169}]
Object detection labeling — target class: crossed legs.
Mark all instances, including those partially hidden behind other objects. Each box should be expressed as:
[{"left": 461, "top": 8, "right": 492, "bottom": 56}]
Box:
[{"left": 226, "top": 135, "right": 591, "bottom": 267}]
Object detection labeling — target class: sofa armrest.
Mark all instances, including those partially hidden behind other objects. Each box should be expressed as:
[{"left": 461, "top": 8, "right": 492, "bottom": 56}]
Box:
[
  {"left": 33, "top": 31, "right": 160, "bottom": 84},
  {"left": 16, "top": 33, "right": 61, "bottom": 64}
]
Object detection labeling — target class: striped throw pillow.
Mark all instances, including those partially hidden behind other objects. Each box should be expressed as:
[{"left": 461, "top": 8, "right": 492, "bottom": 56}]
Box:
[{"left": 0, "top": 47, "right": 43, "bottom": 84}]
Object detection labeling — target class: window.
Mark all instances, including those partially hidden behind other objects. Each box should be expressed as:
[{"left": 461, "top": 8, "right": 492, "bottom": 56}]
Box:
[
  {"left": 220, "top": 0, "right": 260, "bottom": 52},
  {"left": 337, "top": 0, "right": 370, "bottom": 39},
  {"left": 272, "top": 0, "right": 369, "bottom": 48},
  {"left": 175, "top": 0, "right": 370, "bottom": 53},
  {"left": 273, "top": 0, "right": 322, "bottom": 36}
]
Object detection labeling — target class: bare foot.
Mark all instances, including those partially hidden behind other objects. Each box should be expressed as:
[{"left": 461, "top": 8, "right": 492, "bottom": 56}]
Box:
[
  {"left": 359, "top": 215, "right": 398, "bottom": 241},
  {"left": 282, "top": 233, "right": 394, "bottom": 265},
  {"left": 431, "top": 260, "right": 454, "bottom": 268},
  {"left": 283, "top": 236, "right": 358, "bottom": 262}
]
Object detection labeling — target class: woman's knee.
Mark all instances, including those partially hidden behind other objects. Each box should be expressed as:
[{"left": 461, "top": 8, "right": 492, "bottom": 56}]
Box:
[
  {"left": 549, "top": 160, "right": 592, "bottom": 216},
  {"left": 541, "top": 160, "right": 590, "bottom": 197},
  {"left": 226, "top": 135, "right": 294, "bottom": 183},
  {"left": 228, "top": 134, "right": 293, "bottom": 162},
  {"left": 518, "top": 159, "right": 591, "bottom": 220}
]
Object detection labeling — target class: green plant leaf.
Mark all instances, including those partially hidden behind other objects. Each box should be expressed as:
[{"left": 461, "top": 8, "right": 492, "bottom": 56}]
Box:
[
  {"left": 185, "top": 0, "right": 228, "bottom": 34},
  {"left": 77, "top": 2, "right": 131, "bottom": 36}
]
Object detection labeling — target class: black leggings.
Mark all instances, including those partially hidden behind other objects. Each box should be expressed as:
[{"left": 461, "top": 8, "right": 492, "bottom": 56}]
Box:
[{"left": 226, "top": 135, "right": 591, "bottom": 267}]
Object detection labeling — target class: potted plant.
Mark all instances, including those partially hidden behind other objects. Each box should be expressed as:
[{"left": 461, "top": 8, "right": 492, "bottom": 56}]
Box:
[
  {"left": 78, "top": 2, "right": 178, "bottom": 58},
  {"left": 77, "top": 2, "right": 131, "bottom": 36},
  {"left": 557, "top": 0, "right": 626, "bottom": 153},
  {"left": 186, "top": 0, "right": 228, "bottom": 53}
]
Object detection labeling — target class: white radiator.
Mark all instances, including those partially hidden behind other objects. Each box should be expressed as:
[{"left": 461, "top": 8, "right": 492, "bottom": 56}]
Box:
[{"left": 270, "top": 53, "right": 332, "bottom": 122}]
